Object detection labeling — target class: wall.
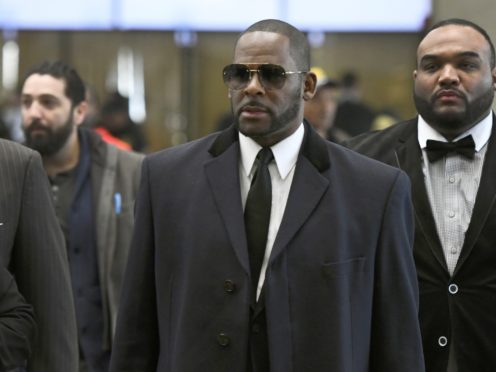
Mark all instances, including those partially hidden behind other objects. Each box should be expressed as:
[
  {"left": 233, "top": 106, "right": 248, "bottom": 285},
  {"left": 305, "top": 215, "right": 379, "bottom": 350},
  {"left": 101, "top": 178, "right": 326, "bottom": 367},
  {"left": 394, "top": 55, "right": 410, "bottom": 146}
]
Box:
[{"left": 2, "top": 1, "right": 494, "bottom": 151}]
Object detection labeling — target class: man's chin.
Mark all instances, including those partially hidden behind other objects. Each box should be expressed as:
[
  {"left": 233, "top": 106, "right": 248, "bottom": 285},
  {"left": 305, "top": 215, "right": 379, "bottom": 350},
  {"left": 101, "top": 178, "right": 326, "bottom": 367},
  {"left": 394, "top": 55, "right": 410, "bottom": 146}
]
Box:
[{"left": 238, "top": 120, "right": 270, "bottom": 137}]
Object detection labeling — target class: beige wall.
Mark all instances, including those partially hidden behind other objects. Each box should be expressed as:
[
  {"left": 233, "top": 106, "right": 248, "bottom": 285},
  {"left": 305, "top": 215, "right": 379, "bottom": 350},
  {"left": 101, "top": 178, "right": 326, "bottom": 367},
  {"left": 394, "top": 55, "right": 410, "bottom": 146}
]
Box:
[{"left": 2, "top": 2, "right": 494, "bottom": 151}]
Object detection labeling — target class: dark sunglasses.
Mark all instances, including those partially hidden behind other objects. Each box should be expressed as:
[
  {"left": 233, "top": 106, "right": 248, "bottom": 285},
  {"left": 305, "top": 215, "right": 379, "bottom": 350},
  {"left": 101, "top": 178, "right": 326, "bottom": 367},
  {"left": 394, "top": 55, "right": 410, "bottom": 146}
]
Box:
[{"left": 222, "top": 63, "right": 307, "bottom": 91}]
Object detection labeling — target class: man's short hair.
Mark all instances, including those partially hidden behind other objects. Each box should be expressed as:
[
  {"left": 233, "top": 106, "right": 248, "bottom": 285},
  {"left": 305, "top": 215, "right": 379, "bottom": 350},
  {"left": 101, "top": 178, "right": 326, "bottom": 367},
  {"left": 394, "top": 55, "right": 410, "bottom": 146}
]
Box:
[
  {"left": 423, "top": 18, "right": 496, "bottom": 69},
  {"left": 21, "top": 61, "right": 86, "bottom": 106},
  {"left": 237, "top": 19, "right": 310, "bottom": 71}
]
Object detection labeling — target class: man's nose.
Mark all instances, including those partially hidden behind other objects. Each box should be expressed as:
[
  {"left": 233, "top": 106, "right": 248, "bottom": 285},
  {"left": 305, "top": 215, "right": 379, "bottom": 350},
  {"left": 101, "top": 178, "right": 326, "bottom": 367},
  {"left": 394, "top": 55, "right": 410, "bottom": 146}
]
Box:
[
  {"left": 438, "top": 64, "right": 460, "bottom": 86},
  {"left": 243, "top": 71, "right": 265, "bottom": 95},
  {"left": 24, "top": 101, "right": 43, "bottom": 120}
]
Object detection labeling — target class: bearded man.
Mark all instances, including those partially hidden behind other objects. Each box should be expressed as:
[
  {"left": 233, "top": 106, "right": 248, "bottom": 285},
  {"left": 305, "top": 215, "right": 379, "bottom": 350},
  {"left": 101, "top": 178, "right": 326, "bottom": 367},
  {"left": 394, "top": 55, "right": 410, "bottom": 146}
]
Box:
[
  {"left": 109, "top": 19, "right": 423, "bottom": 372},
  {"left": 20, "top": 61, "right": 143, "bottom": 372},
  {"left": 345, "top": 18, "right": 496, "bottom": 372}
]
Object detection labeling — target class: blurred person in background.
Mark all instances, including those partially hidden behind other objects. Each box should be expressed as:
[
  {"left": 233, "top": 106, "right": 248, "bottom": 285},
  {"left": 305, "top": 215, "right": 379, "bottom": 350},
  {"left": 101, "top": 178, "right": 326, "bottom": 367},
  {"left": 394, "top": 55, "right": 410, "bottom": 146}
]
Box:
[
  {"left": 20, "top": 61, "right": 143, "bottom": 372},
  {"left": 82, "top": 85, "right": 131, "bottom": 151},
  {"left": 333, "top": 71, "right": 376, "bottom": 137},
  {"left": 99, "top": 92, "right": 147, "bottom": 152},
  {"left": 304, "top": 66, "right": 349, "bottom": 143},
  {"left": 0, "top": 93, "right": 24, "bottom": 142},
  {"left": 370, "top": 107, "right": 402, "bottom": 131}
]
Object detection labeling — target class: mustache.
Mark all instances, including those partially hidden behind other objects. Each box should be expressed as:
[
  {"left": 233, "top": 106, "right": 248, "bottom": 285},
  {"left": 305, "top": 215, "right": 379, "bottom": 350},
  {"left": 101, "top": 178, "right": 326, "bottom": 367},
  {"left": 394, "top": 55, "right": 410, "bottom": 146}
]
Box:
[
  {"left": 25, "top": 119, "right": 49, "bottom": 133},
  {"left": 236, "top": 101, "right": 271, "bottom": 114},
  {"left": 433, "top": 88, "right": 465, "bottom": 100}
]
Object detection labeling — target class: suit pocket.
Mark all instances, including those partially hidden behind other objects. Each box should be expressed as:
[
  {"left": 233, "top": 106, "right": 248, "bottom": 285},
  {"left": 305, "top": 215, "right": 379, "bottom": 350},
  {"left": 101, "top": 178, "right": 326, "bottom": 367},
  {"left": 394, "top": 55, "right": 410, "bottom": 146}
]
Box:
[{"left": 321, "top": 257, "right": 366, "bottom": 279}]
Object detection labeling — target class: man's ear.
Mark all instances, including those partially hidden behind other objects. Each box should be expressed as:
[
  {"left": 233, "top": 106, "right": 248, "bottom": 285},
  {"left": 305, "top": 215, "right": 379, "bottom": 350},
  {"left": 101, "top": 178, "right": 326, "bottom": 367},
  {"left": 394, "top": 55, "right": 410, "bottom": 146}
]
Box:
[
  {"left": 303, "top": 71, "right": 317, "bottom": 101},
  {"left": 492, "top": 67, "right": 496, "bottom": 91},
  {"left": 73, "top": 101, "right": 88, "bottom": 127}
]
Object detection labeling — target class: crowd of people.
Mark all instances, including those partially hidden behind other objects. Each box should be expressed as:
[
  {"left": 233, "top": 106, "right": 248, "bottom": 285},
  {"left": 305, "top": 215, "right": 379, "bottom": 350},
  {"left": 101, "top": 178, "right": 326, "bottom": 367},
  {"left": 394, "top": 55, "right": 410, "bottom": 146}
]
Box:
[{"left": 0, "top": 16, "right": 495, "bottom": 372}]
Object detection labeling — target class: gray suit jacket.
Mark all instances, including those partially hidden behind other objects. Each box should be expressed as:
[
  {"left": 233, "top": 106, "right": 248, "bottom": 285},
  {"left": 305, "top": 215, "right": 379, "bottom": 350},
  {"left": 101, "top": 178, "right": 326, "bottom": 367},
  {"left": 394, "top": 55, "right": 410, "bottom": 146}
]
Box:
[
  {"left": 0, "top": 139, "right": 78, "bottom": 371},
  {"left": 87, "top": 131, "right": 143, "bottom": 348}
]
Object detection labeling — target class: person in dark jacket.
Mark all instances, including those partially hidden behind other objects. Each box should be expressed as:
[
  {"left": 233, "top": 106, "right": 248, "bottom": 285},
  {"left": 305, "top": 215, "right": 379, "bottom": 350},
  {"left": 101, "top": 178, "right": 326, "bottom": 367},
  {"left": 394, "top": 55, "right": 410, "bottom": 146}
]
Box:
[{"left": 345, "top": 18, "right": 496, "bottom": 372}]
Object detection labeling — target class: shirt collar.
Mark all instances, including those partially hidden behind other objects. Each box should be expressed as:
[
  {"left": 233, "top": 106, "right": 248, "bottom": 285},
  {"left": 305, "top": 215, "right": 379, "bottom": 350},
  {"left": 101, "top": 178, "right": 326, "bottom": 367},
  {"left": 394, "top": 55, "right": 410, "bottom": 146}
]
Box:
[
  {"left": 239, "top": 123, "right": 305, "bottom": 180},
  {"left": 418, "top": 112, "right": 493, "bottom": 152}
]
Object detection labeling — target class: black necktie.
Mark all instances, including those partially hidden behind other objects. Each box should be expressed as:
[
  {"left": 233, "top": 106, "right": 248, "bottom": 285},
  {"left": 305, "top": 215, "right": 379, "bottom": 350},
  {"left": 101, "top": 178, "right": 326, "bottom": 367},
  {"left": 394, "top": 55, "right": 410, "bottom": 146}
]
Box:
[
  {"left": 425, "top": 135, "right": 476, "bottom": 162},
  {"left": 244, "top": 148, "right": 273, "bottom": 292}
]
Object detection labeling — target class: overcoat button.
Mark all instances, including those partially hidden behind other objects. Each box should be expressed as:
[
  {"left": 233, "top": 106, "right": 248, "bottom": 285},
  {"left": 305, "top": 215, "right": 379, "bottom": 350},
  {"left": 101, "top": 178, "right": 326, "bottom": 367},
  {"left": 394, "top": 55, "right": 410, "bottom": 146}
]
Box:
[
  {"left": 448, "top": 284, "right": 459, "bottom": 294},
  {"left": 438, "top": 336, "right": 448, "bottom": 347},
  {"left": 217, "top": 333, "right": 230, "bottom": 347},
  {"left": 224, "top": 280, "right": 236, "bottom": 293},
  {"left": 252, "top": 323, "right": 260, "bottom": 334}
]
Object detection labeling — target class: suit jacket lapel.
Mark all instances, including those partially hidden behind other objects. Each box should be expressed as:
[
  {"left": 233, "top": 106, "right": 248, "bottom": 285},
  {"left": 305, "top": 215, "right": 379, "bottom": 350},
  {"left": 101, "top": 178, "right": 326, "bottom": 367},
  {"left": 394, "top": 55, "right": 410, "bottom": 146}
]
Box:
[
  {"left": 269, "top": 122, "right": 330, "bottom": 265},
  {"left": 205, "top": 126, "right": 250, "bottom": 276},
  {"left": 206, "top": 124, "right": 331, "bottom": 297},
  {"left": 394, "top": 120, "right": 448, "bottom": 271},
  {"left": 455, "top": 116, "right": 496, "bottom": 274}
]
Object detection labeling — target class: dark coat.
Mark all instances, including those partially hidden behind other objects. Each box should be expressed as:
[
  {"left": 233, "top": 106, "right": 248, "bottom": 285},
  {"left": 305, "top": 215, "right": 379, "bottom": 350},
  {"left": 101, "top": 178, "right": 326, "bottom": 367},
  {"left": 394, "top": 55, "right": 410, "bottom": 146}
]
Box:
[
  {"left": 345, "top": 117, "right": 496, "bottom": 372},
  {"left": 110, "top": 124, "right": 424, "bottom": 372}
]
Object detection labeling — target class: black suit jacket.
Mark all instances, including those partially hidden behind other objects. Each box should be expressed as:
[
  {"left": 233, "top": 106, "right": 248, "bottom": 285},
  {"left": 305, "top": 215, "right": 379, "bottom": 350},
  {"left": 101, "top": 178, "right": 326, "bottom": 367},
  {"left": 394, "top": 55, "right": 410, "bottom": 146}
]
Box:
[
  {"left": 0, "top": 139, "right": 78, "bottom": 371},
  {"left": 110, "top": 123, "right": 424, "bottom": 372},
  {"left": 0, "top": 265, "right": 36, "bottom": 370},
  {"left": 345, "top": 117, "right": 496, "bottom": 371}
]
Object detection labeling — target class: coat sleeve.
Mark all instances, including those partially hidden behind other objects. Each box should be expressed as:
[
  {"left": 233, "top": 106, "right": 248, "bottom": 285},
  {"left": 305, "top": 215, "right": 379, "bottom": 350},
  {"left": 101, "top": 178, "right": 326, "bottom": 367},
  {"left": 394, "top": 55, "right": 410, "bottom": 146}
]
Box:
[
  {"left": 370, "top": 171, "right": 425, "bottom": 372},
  {"left": 12, "top": 151, "right": 78, "bottom": 372},
  {"left": 109, "top": 157, "right": 159, "bottom": 372},
  {"left": 0, "top": 266, "right": 36, "bottom": 370}
]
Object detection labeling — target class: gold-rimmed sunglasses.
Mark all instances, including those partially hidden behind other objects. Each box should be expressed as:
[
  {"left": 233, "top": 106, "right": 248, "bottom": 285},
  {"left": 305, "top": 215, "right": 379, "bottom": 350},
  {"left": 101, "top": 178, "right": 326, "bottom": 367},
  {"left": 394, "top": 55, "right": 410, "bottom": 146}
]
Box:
[{"left": 223, "top": 63, "right": 307, "bottom": 91}]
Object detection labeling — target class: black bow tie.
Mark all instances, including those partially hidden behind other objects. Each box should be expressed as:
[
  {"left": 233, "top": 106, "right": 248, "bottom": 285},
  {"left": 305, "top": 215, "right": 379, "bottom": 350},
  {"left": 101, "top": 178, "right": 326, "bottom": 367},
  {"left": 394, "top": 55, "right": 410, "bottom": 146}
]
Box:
[{"left": 425, "top": 135, "right": 476, "bottom": 162}]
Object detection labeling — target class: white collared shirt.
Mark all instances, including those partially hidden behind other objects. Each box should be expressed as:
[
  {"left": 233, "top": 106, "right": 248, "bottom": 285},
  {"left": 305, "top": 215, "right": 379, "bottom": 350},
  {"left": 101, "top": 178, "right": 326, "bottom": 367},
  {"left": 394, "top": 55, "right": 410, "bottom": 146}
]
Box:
[
  {"left": 418, "top": 113, "right": 492, "bottom": 275},
  {"left": 239, "top": 124, "right": 304, "bottom": 299}
]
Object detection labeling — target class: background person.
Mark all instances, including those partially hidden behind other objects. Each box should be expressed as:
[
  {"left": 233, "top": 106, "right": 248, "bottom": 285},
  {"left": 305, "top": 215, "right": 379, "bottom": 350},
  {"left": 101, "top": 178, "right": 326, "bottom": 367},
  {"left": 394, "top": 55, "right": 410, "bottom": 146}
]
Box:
[
  {"left": 304, "top": 66, "right": 349, "bottom": 143},
  {"left": 20, "top": 61, "right": 143, "bottom": 372}
]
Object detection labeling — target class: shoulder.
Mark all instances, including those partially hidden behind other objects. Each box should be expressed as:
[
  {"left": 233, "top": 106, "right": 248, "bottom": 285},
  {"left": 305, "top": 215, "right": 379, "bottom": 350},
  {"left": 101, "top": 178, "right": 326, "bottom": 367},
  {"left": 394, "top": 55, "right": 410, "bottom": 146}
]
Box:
[
  {"left": 328, "top": 140, "right": 405, "bottom": 182},
  {"left": 0, "top": 139, "right": 38, "bottom": 161},
  {"left": 145, "top": 132, "right": 220, "bottom": 170},
  {"left": 114, "top": 146, "right": 145, "bottom": 167},
  {"left": 323, "top": 140, "right": 411, "bottom": 207},
  {"left": 342, "top": 118, "right": 417, "bottom": 158},
  {"left": 345, "top": 119, "right": 415, "bottom": 147},
  {"left": 88, "top": 128, "right": 144, "bottom": 169},
  {"left": 0, "top": 139, "right": 42, "bottom": 179}
]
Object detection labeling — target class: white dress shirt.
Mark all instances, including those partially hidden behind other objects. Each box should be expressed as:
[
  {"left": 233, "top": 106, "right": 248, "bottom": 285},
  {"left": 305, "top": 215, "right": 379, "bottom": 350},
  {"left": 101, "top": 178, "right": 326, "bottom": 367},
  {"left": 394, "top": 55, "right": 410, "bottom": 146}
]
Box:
[
  {"left": 239, "top": 124, "right": 304, "bottom": 299},
  {"left": 418, "top": 113, "right": 492, "bottom": 275}
]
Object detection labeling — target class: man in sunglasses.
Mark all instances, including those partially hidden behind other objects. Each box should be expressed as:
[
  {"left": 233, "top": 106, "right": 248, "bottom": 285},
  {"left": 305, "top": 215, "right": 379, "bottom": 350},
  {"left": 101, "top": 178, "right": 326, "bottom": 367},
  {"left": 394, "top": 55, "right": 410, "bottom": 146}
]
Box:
[{"left": 110, "top": 19, "right": 424, "bottom": 372}]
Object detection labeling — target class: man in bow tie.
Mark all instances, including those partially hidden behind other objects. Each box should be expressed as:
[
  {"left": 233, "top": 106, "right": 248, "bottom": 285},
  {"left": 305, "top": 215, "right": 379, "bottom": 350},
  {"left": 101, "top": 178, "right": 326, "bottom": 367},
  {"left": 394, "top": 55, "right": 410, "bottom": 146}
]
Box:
[{"left": 345, "top": 18, "right": 496, "bottom": 372}]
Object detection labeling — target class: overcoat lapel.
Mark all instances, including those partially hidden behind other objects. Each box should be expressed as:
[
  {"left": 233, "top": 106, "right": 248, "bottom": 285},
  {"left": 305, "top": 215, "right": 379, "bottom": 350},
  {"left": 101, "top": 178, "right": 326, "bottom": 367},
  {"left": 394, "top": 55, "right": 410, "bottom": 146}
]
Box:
[
  {"left": 269, "top": 122, "right": 330, "bottom": 265},
  {"left": 205, "top": 126, "right": 250, "bottom": 276},
  {"left": 394, "top": 121, "right": 448, "bottom": 271},
  {"left": 455, "top": 117, "right": 496, "bottom": 274},
  {"left": 93, "top": 143, "right": 118, "bottom": 348},
  {"left": 205, "top": 123, "right": 331, "bottom": 287}
]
